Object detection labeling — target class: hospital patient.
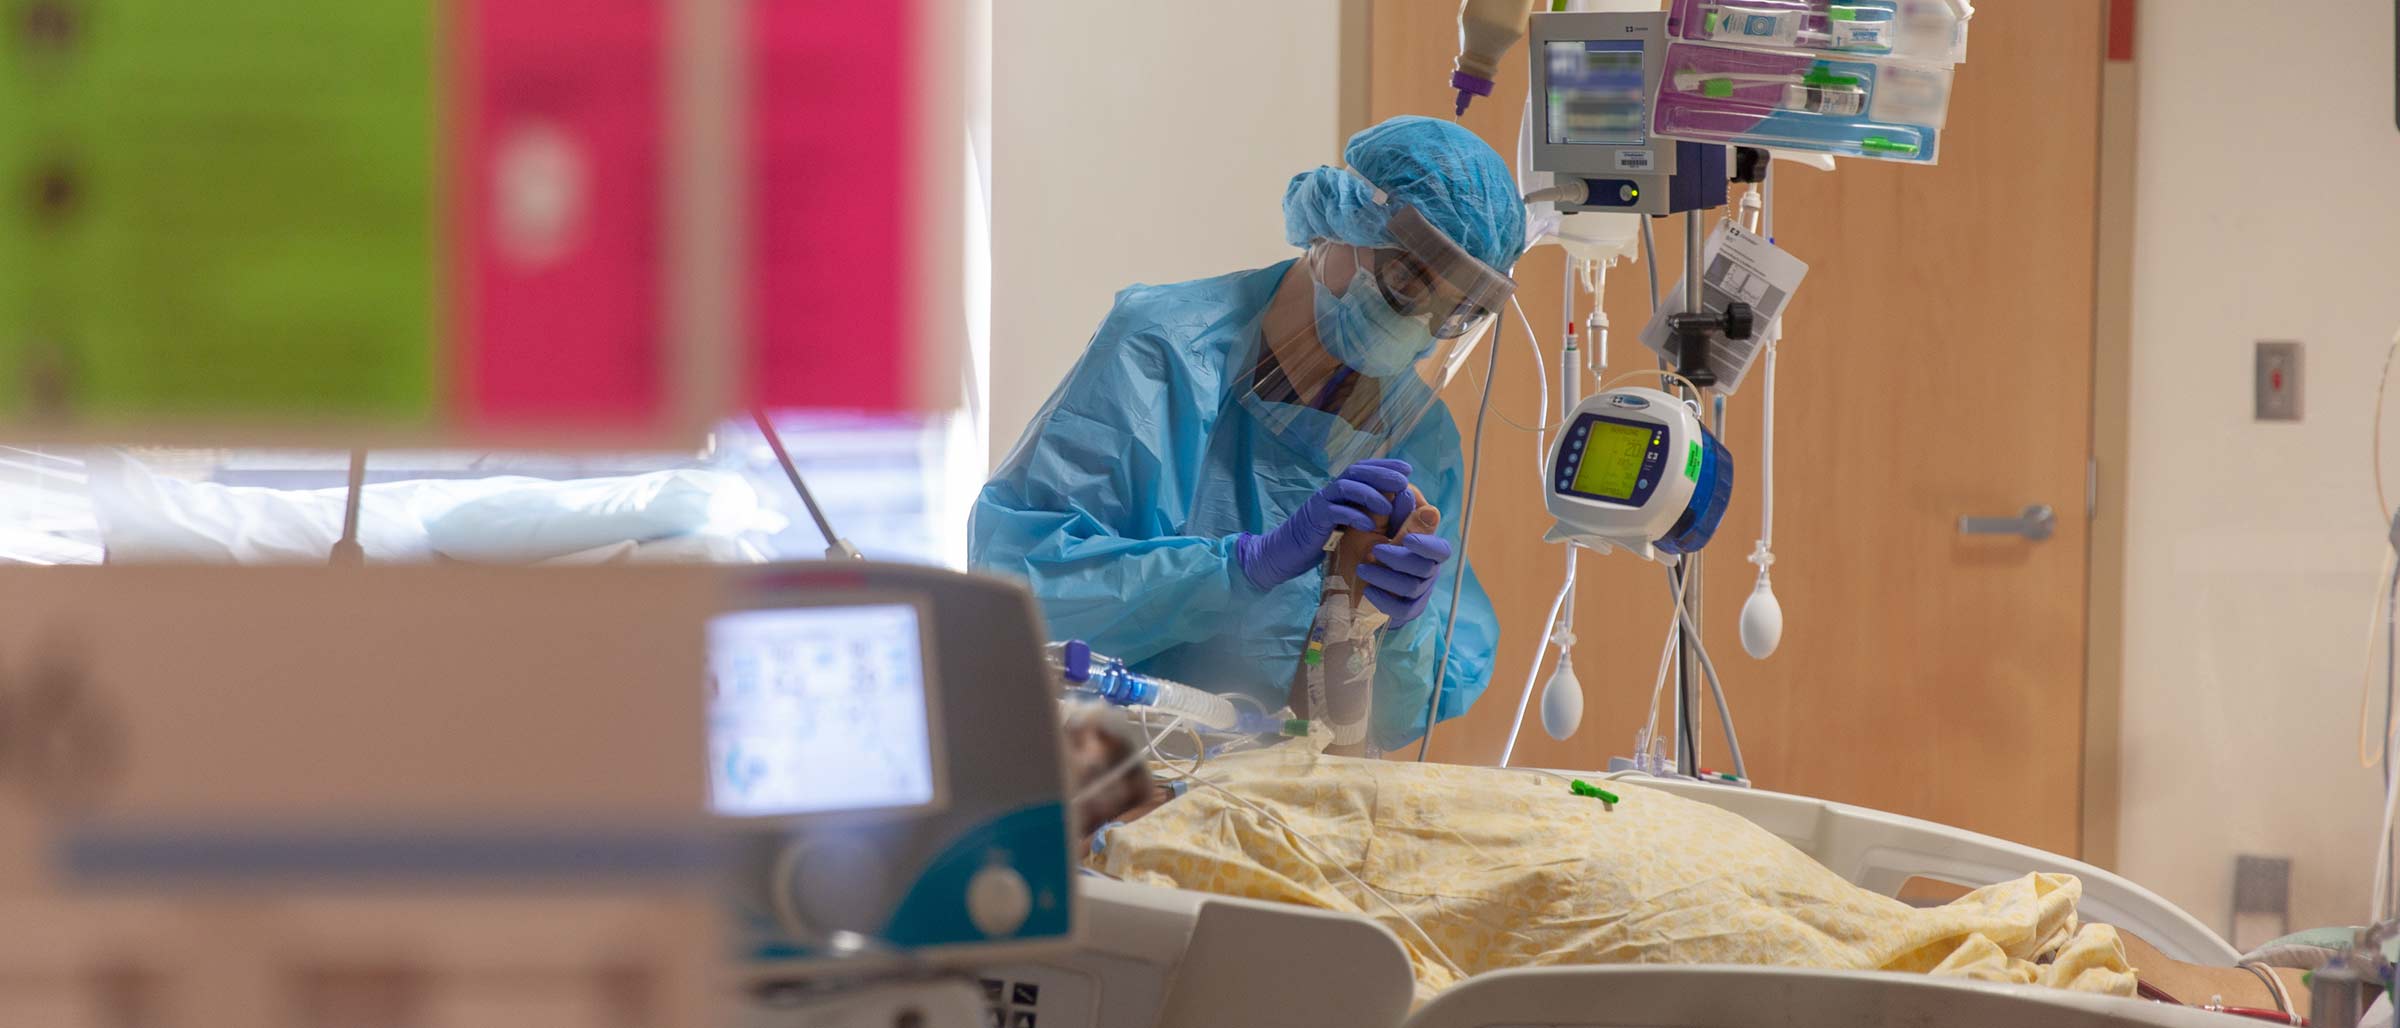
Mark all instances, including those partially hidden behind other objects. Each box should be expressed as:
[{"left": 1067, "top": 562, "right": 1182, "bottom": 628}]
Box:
[{"left": 1061, "top": 714, "right": 2310, "bottom": 1015}]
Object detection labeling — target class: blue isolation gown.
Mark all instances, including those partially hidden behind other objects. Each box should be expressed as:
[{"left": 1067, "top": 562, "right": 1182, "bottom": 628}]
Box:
[{"left": 970, "top": 260, "right": 1498, "bottom": 750}]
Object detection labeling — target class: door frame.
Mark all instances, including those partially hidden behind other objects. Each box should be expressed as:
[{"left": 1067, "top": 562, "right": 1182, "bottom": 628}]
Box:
[{"left": 2082, "top": 0, "right": 2141, "bottom": 871}]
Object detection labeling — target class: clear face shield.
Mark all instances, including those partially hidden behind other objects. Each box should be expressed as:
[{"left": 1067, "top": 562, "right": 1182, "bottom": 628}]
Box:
[{"left": 1240, "top": 204, "right": 1518, "bottom": 472}]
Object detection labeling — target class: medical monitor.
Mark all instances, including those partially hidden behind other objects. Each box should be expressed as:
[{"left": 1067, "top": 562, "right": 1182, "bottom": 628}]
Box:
[
  {"left": 1526, "top": 10, "right": 1684, "bottom": 215},
  {"left": 724, "top": 562, "right": 1073, "bottom": 972},
  {"left": 1544, "top": 39, "right": 1649, "bottom": 147},
  {"left": 707, "top": 601, "right": 944, "bottom": 818}
]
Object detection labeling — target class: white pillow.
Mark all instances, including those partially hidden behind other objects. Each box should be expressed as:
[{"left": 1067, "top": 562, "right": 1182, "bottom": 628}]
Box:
[
  {"left": 86, "top": 451, "right": 538, "bottom": 564},
  {"left": 425, "top": 469, "right": 774, "bottom": 563},
  {"left": 537, "top": 534, "right": 772, "bottom": 565}
]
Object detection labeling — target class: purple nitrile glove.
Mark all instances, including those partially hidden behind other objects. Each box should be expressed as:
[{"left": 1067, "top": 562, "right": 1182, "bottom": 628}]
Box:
[
  {"left": 1233, "top": 458, "right": 1412, "bottom": 590},
  {"left": 1358, "top": 485, "right": 1452, "bottom": 628}
]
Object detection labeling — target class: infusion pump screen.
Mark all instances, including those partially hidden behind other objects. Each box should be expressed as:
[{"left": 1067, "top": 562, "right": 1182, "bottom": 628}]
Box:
[
  {"left": 1545, "top": 39, "right": 1648, "bottom": 145},
  {"left": 1569, "top": 419, "right": 1655, "bottom": 502},
  {"left": 707, "top": 603, "right": 940, "bottom": 817}
]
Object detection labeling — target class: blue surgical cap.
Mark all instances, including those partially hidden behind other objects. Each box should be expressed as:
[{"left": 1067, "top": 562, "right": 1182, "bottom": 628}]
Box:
[{"left": 1282, "top": 115, "right": 1527, "bottom": 274}]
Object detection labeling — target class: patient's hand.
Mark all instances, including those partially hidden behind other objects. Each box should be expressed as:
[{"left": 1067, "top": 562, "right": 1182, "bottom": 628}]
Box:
[{"left": 1064, "top": 712, "right": 1173, "bottom": 846}]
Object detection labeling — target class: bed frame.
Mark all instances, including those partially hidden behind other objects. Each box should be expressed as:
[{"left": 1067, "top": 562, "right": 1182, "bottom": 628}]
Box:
[{"left": 977, "top": 774, "right": 2241, "bottom": 1028}]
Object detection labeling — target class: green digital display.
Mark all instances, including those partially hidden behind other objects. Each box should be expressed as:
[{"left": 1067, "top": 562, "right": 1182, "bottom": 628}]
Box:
[{"left": 1569, "top": 419, "right": 1653, "bottom": 501}]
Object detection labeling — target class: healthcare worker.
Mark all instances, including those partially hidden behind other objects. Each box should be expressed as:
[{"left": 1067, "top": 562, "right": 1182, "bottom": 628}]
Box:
[{"left": 973, "top": 116, "right": 1523, "bottom": 752}]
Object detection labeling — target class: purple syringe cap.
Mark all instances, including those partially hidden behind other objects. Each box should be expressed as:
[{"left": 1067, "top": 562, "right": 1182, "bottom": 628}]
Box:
[{"left": 1061, "top": 640, "right": 1092, "bottom": 683}]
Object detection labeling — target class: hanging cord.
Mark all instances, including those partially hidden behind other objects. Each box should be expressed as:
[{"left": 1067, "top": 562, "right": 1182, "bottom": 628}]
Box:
[
  {"left": 1071, "top": 712, "right": 1191, "bottom": 811},
  {"left": 2359, "top": 325, "right": 2400, "bottom": 769},
  {"left": 1637, "top": 569, "right": 1692, "bottom": 765},
  {"left": 1507, "top": 295, "right": 1554, "bottom": 461},
  {"left": 2375, "top": 659, "right": 2400, "bottom": 923},
  {"left": 1500, "top": 547, "right": 1575, "bottom": 768},
  {"left": 1599, "top": 368, "right": 1701, "bottom": 396},
  {"left": 2375, "top": 327, "right": 2400, "bottom": 519},
  {"left": 1666, "top": 561, "right": 1749, "bottom": 780},
  {"left": 2372, "top": 554, "right": 2400, "bottom": 925},
  {"left": 2362, "top": 550, "right": 2400, "bottom": 770},
  {"left": 2362, "top": 323, "right": 2400, "bottom": 927},
  {"left": 2238, "top": 961, "right": 2297, "bottom": 1019},
  {"left": 1639, "top": 216, "right": 1663, "bottom": 311},
  {"left": 1746, "top": 165, "right": 1782, "bottom": 623},
  {"left": 1672, "top": 564, "right": 1697, "bottom": 764},
  {"left": 1416, "top": 313, "right": 1504, "bottom": 762},
  {"left": 328, "top": 450, "right": 368, "bottom": 566},
  {"left": 1500, "top": 258, "right": 1594, "bottom": 767}
]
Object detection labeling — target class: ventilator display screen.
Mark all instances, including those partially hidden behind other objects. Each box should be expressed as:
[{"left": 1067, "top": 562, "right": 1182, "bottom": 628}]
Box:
[
  {"left": 1545, "top": 40, "right": 1648, "bottom": 145},
  {"left": 1568, "top": 420, "right": 1655, "bottom": 502},
  {"left": 707, "top": 603, "right": 942, "bottom": 817}
]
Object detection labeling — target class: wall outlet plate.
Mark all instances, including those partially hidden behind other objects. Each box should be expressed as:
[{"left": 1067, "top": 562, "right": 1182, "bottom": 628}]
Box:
[{"left": 2255, "top": 341, "right": 2303, "bottom": 421}]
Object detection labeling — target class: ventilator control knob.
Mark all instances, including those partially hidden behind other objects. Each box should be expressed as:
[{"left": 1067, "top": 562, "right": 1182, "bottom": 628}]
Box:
[
  {"left": 778, "top": 838, "right": 887, "bottom": 941},
  {"left": 966, "top": 864, "right": 1031, "bottom": 938}
]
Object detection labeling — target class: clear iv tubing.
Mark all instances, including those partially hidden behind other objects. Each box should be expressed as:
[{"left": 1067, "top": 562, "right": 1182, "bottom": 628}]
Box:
[
  {"left": 1416, "top": 310, "right": 1504, "bottom": 761},
  {"left": 1510, "top": 296, "right": 1551, "bottom": 473},
  {"left": 1636, "top": 570, "right": 1691, "bottom": 769},
  {"left": 1499, "top": 259, "right": 1593, "bottom": 767},
  {"left": 1666, "top": 565, "right": 1749, "bottom": 780},
  {"left": 1502, "top": 554, "right": 1574, "bottom": 768},
  {"left": 2365, "top": 550, "right": 2400, "bottom": 925},
  {"left": 1600, "top": 368, "right": 1701, "bottom": 396},
  {"left": 2361, "top": 327, "right": 2400, "bottom": 770},
  {"left": 2362, "top": 324, "right": 2400, "bottom": 925},
  {"left": 2360, "top": 550, "right": 2399, "bottom": 771},
  {"left": 1753, "top": 174, "right": 1776, "bottom": 553},
  {"left": 1048, "top": 641, "right": 1248, "bottom": 733}
]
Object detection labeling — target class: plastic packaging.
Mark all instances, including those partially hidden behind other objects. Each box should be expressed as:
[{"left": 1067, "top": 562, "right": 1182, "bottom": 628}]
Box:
[
  {"left": 1669, "top": 0, "right": 1969, "bottom": 63},
  {"left": 1646, "top": 0, "right": 1967, "bottom": 163},
  {"left": 1651, "top": 43, "right": 1951, "bottom": 163}
]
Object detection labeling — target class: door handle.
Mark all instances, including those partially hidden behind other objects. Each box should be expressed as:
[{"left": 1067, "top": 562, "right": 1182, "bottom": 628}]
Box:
[{"left": 1958, "top": 504, "right": 2055, "bottom": 542}]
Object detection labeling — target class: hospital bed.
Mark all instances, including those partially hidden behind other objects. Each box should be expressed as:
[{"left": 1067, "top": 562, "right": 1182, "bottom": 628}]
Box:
[{"left": 981, "top": 775, "right": 2244, "bottom": 1028}]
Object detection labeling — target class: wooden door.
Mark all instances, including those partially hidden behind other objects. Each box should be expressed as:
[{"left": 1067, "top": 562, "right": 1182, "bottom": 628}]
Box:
[{"left": 1387, "top": 2, "right": 2105, "bottom": 856}]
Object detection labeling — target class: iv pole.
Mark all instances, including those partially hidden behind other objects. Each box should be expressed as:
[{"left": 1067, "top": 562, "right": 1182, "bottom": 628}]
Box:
[{"left": 1670, "top": 210, "right": 1707, "bottom": 778}]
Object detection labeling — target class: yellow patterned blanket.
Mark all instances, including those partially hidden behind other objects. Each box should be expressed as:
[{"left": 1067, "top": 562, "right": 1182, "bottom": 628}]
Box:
[{"left": 1089, "top": 750, "right": 2136, "bottom": 1005}]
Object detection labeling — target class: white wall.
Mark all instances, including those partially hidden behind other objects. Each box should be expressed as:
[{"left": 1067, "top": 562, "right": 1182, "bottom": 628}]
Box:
[
  {"left": 988, "top": 1, "right": 1346, "bottom": 469},
  {"left": 2119, "top": 0, "right": 2400, "bottom": 934}
]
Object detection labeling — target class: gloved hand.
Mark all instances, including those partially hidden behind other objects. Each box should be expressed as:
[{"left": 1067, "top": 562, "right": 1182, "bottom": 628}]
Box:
[
  {"left": 1234, "top": 458, "right": 1411, "bottom": 590},
  {"left": 1357, "top": 484, "right": 1453, "bottom": 628}
]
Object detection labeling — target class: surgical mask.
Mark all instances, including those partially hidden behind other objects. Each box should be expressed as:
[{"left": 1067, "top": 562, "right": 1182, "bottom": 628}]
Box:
[{"left": 1313, "top": 268, "right": 1434, "bottom": 378}]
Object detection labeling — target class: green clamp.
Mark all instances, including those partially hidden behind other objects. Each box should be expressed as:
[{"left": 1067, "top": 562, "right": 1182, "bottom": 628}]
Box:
[
  {"left": 1568, "top": 779, "right": 1619, "bottom": 810},
  {"left": 1802, "top": 62, "right": 1864, "bottom": 89}
]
